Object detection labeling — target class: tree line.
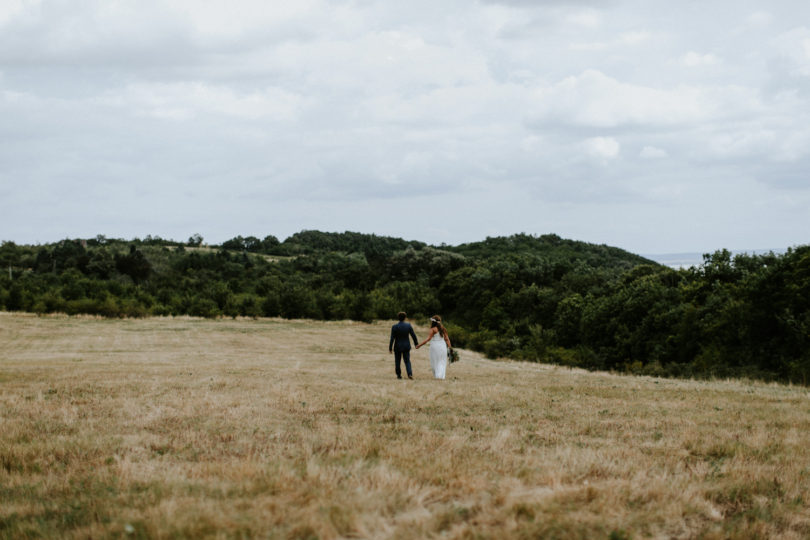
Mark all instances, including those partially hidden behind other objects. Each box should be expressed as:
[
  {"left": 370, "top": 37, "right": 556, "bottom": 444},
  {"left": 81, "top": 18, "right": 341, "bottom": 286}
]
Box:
[{"left": 1, "top": 231, "right": 808, "bottom": 384}]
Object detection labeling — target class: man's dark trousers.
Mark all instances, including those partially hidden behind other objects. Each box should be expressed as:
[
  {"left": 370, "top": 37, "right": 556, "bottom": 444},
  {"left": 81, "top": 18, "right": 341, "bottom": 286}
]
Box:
[{"left": 389, "top": 321, "right": 418, "bottom": 378}]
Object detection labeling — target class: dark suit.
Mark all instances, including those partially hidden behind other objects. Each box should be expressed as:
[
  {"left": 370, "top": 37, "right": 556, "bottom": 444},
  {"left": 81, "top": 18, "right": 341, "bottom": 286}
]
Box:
[{"left": 389, "top": 321, "right": 418, "bottom": 378}]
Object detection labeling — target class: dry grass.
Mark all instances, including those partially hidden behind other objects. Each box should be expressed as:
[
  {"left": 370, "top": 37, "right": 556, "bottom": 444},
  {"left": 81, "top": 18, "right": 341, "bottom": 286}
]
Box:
[
  {"left": 1, "top": 312, "right": 809, "bottom": 539},
  {"left": 170, "top": 246, "right": 289, "bottom": 263}
]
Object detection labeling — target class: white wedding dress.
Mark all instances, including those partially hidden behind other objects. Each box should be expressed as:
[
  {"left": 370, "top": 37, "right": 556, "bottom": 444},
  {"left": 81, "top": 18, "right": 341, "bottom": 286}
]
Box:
[{"left": 429, "top": 332, "right": 448, "bottom": 380}]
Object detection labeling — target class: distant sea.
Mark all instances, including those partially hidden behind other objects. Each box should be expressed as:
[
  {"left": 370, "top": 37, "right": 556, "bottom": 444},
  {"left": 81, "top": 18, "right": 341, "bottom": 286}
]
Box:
[{"left": 642, "top": 249, "right": 786, "bottom": 269}]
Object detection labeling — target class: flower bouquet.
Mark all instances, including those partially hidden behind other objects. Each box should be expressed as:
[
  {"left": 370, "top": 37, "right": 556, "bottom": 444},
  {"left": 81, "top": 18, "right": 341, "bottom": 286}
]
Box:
[{"left": 448, "top": 347, "right": 459, "bottom": 363}]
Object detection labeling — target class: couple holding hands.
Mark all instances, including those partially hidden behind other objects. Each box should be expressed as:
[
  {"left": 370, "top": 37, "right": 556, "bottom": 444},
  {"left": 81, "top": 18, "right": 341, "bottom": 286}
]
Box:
[{"left": 389, "top": 311, "right": 453, "bottom": 380}]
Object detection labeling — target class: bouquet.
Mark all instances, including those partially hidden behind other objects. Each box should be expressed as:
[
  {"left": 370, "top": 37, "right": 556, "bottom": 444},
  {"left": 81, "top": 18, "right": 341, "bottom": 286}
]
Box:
[{"left": 448, "top": 347, "right": 459, "bottom": 363}]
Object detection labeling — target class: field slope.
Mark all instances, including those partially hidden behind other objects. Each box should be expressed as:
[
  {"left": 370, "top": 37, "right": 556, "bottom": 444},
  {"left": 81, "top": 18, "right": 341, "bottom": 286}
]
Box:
[{"left": 1, "top": 313, "right": 809, "bottom": 539}]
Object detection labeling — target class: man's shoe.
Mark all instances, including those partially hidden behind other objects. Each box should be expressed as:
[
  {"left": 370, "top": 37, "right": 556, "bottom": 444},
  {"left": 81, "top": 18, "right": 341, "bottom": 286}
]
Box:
[
  {"left": 408, "top": 375, "right": 413, "bottom": 380},
  {"left": 397, "top": 376, "right": 402, "bottom": 379}
]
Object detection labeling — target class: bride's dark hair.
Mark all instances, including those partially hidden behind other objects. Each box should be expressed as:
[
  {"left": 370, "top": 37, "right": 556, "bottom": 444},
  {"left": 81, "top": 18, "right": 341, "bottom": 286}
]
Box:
[{"left": 430, "top": 315, "right": 447, "bottom": 338}]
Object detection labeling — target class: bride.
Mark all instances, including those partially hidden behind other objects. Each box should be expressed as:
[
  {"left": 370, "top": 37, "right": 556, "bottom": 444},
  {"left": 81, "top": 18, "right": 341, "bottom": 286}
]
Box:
[{"left": 416, "top": 315, "right": 452, "bottom": 379}]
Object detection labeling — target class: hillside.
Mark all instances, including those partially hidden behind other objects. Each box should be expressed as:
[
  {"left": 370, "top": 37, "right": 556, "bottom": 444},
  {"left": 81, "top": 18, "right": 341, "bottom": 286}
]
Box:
[
  {"left": 0, "top": 231, "right": 808, "bottom": 384},
  {"left": 1, "top": 313, "right": 807, "bottom": 539},
  {"left": 446, "top": 233, "right": 654, "bottom": 269}
]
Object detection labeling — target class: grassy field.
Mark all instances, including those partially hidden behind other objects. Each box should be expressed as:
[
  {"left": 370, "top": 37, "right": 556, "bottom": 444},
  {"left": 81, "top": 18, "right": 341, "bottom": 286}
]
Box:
[{"left": 1, "top": 312, "right": 809, "bottom": 539}]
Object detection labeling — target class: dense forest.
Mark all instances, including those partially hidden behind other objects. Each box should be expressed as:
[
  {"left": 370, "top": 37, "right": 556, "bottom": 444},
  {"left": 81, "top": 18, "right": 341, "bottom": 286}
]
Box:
[{"left": 1, "top": 231, "right": 808, "bottom": 384}]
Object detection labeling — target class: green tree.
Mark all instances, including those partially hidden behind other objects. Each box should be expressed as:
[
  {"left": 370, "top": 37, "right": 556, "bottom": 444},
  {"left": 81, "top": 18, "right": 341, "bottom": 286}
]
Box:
[
  {"left": 188, "top": 233, "right": 204, "bottom": 247},
  {"left": 115, "top": 245, "right": 152, "bottom": 284}
]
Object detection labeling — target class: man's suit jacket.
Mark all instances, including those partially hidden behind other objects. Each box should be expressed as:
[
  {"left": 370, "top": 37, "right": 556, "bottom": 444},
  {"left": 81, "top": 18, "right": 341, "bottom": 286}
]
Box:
[{"left": 390, "top": 321, "right": 418, "bottom": 352}]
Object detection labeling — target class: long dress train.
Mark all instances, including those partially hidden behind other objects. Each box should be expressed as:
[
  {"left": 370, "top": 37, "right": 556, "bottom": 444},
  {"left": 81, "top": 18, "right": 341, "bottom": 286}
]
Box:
[{"left": 429, "top": 333, "right": 448, "bottom": 380}]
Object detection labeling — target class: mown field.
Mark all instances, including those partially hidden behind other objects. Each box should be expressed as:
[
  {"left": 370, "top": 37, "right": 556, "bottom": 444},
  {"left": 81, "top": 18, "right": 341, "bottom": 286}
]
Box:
[{"left": 1, "top": 312, "right": 809, "bottom": 539}]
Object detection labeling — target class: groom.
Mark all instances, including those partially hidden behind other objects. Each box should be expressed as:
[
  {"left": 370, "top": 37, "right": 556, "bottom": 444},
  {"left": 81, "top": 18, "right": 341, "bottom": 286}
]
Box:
[{"left": 389, "top": 311, "right": 418, "bottom": 380}]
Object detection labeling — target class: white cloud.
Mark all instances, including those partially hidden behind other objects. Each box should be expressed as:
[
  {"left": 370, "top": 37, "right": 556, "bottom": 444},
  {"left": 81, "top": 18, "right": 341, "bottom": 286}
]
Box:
[
  {"left": 747, "top": 11, "right": 773, "bottom": 26},
  {"left": 567, "top": 9, "right": 600, "bottom": 28},
  {"left": 619, "top": 31, "right": 651, "bottom": 45},
  {"left": 681, "top": 51, "right": 720, "bottom": 67},
  {"left": 772, "top": 26, "right": 810, "bottom": 77},
  {"left": 639, "top": 146, "right": 668, "bottom": 159},
  {"left": 0, "top": 0, "right": 30, "bottom": 25},
  {"left": 520, "top": 135, "right": 544, "bottom": 152},
  {"left": 532, "top": 70, "right": 712, "bottom": 127},
  {"left": 3, "top": 0, "right": 810, "bottom": 253},
  {"left": 583, "top": 136, "right": 620, "bottom": 159},
  {"left": 170, "top": 0, "right": 322, "bottom": 38},
  {"left": 111, "top": 82, "right": 306, "bottom": 122},
  {"left": 570, "top": 30, "right": 651, "bottom": 53},
  {"left": 569, "top": 41, "right": 608, "bottom": 52}
]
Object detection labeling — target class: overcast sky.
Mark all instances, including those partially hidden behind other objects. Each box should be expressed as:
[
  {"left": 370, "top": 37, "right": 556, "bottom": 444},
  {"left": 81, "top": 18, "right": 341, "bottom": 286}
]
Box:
[{"left": 1, "top": 0, "right": 809, "bottom": 254}]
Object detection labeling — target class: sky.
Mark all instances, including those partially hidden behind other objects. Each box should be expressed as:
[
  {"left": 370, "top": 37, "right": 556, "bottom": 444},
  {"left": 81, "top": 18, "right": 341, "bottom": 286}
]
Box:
[{"left": 1, "top": 0, "right": 809, "bottom": 254}]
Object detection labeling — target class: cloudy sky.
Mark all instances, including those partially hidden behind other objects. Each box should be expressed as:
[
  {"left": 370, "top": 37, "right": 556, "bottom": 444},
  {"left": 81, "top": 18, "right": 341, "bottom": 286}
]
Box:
[{"left": 1, "top": 0, "right": 809, "bottom": 254}]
